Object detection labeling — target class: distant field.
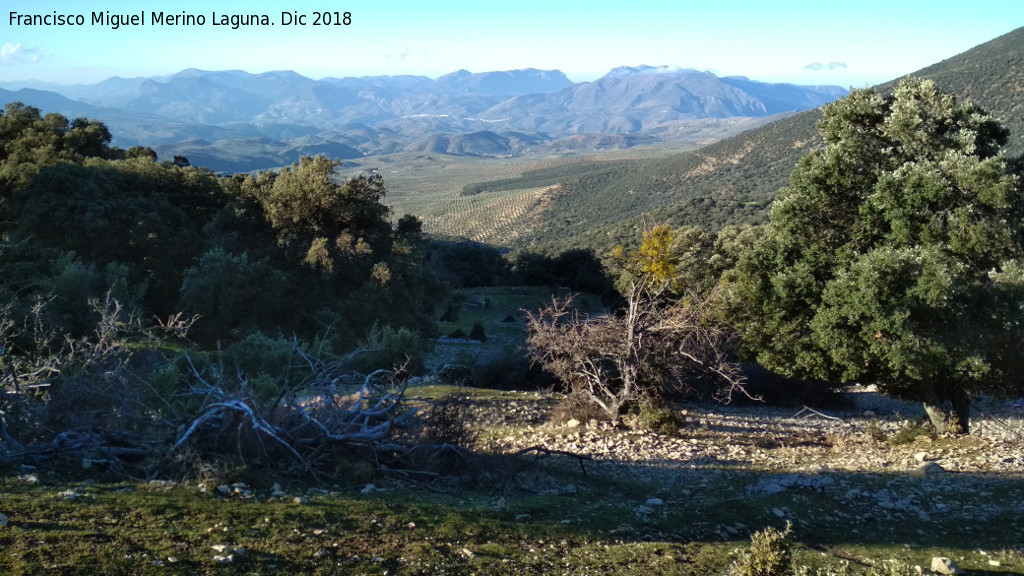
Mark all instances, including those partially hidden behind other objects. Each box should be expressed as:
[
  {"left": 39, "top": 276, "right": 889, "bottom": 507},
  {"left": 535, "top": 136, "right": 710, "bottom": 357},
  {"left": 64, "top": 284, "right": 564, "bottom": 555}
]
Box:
[{"left": 336, "top": 145, "right": 692, "bottom": 245}]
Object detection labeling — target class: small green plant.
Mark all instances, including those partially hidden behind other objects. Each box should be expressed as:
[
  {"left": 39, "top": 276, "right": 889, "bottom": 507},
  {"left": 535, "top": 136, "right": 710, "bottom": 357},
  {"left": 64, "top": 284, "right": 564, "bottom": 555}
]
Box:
[
  {"left": 888, "top": 420, "right": 934, "bottom": 445},
  {"left": 626, "top": 401, "right": 687, "bottom": 435},
  {"left": 736, "top": 522, "right": 793, "bottom": 576}
]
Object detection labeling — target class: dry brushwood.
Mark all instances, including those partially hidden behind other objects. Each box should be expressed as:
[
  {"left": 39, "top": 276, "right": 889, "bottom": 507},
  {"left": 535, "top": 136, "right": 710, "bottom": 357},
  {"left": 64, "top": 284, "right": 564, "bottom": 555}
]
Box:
[{"left": 173, "top": 341, "right": 421, "bottom": 475}]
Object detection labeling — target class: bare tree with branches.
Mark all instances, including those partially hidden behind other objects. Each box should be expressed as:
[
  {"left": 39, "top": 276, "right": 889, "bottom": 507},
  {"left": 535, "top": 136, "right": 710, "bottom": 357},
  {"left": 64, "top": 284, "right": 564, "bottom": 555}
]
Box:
[{"left": 526, "top": 283, "right": 748, "bottom": 421}]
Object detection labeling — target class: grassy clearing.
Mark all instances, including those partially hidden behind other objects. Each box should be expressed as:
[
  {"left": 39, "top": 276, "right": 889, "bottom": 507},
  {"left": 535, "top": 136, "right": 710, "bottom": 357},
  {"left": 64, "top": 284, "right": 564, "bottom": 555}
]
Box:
[
  {"left": 3, "top": 385, "right": 1023, "bottom": 575},
  {"left": 1, "top": 460, "right": 1022, "bottom": 575}
]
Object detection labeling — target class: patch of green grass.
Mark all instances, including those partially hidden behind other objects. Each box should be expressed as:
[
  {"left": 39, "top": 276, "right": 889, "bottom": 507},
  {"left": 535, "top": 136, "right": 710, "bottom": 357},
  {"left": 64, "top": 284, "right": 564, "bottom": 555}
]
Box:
[{"left": 1, "top": 465, "right": 1023, "bottom": 575}]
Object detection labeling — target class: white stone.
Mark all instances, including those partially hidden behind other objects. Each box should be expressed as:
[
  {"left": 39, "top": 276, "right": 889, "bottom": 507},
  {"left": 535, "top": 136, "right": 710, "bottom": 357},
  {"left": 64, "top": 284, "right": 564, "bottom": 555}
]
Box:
[
  {"left": 361, "top": 483, "right": 376, "bottom": 494},
  {"left": 910, "top": 462, "right": 946, "bottom": 478},
  {"left": 914, "top": 452, "right": 928, "bottom": 463},
  {"left": 930, "top": 556, "right": 963, "bottom": 575},
  {"left": 566, "top": 418, "right": 580, "bottom": 428}
]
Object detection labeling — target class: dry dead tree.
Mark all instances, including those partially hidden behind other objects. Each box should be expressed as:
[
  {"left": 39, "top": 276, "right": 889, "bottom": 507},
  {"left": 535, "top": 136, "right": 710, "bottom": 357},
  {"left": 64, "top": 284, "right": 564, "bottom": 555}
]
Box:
[{"left": 526, "top": 283, "right": 750, "bottom": 421}]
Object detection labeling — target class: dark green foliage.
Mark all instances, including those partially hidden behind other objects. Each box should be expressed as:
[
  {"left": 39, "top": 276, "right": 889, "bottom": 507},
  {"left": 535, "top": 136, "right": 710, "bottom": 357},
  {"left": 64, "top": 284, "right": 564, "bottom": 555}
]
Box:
[
  {"left": 0, "top": 102, "right": 115, "bottom": 194},
  {"left": 512, "top": 248, "right": 614, "bottom": 296},
  {"left": 177, "top": 249, "right": 288, "bottom": 343},
  {"left": 430, "top": 240, "right": 512, "bottom": 288},
  {"left": 15, "top": 159, "right": 223, "bottom": 313},
  {"left": 353, "top": 322, "right": 431, "bottom": 374},
  {"left": 730, "top": 78, "right": 1024, "bottom": 433}
]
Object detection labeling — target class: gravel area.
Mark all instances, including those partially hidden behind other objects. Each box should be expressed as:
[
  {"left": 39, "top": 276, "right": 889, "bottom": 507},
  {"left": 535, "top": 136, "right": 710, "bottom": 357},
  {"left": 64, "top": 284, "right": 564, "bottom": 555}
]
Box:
[{"left": 470, "top": 389, "right": 1024, "bottom": 478}]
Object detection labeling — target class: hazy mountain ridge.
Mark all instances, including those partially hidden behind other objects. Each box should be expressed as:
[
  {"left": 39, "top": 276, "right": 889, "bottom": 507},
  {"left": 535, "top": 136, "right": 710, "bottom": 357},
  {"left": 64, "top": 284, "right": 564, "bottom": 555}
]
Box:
[{"left": 1, "top": 67, "right": 845, "bottom": 172}]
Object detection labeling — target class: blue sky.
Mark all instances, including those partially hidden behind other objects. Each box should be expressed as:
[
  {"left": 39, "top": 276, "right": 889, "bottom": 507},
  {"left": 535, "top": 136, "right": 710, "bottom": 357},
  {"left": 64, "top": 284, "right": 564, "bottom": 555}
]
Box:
[{"left": 2, "top": 0, "right": 1021, "bottom": 86}]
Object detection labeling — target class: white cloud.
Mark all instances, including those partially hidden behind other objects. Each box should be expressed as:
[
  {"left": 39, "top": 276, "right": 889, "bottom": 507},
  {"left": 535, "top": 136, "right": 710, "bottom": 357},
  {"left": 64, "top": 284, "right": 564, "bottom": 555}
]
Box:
[
  {"left": 804, "top": 61, "right": 848, "bottom": 71},
  {"left": 1, "top": 42, "right": 41, "bottom": 64}
]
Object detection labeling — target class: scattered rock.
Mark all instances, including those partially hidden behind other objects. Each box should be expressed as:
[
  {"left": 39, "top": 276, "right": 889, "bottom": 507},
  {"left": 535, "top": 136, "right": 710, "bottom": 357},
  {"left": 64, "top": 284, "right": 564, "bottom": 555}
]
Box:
[
  {"left": 515, "top": 514, "right": 532, "bottom": 522},
  {"left": 361, "top": 483, "right": 376, "bottom": 494},
  {"left": 216, "top": 485, "right": 231, "bottom": 495},
  {"left": 988, "top": 559, "right": 1002, "bottom": 567},
  {"left": 645, "top": 498, "right": 664, "bottom": 506},
  {"left": 914, "top": 452, "right": 929, "bottom": 463},
  {"left": 566, "top": 418, "right": 580, "bottom": 428},
  {"left": 747, "top": 473, "right": 834, "bottom": 495},
  {"left": 635, "top": 506, "right": 653, "bottom": 517},
  {"left": 0, "top": 512, "right": 9, "bottom": 527},
  {"left": 930, "top": 556, "right": 963, "bottom": 575},
  {"left": 212, "top": 554, "right": 233, "bottom": 564},
  {"left": 293, "top": 497, "right": 307, "bottom": 505},
  {"left": 563, "top": 484, "right": 577, "bottom": 495},
  {"left": 461, "top": 547, "right": 475, "bottom": 558},
  {"left": 271, "top": 482, "right": 282, "bottom": 492}
]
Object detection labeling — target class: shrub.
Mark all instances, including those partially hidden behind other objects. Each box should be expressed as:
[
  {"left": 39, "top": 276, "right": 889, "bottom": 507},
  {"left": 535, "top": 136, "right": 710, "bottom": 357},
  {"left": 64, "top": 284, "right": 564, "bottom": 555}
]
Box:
[
  {"left": 548, "top": 392, "right": 611, "bottom": 425},
  {"left": 354, "top": 322, "right": 430, "bottom": 374},
  {"left": 625, "top": 401, "right": 688, "bottom": 435},
  {"left": 468, "top": 322, "right": 486, "bottom": 342},
  {"left": 736, "top": 522, "right": 793, "bottom": 576}
]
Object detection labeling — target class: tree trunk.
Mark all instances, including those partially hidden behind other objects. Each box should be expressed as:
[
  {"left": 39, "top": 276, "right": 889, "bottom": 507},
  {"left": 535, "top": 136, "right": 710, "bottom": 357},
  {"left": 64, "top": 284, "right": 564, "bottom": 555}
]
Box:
[{"left": 921, "top": 384, "right": 970, "bottom": 435}]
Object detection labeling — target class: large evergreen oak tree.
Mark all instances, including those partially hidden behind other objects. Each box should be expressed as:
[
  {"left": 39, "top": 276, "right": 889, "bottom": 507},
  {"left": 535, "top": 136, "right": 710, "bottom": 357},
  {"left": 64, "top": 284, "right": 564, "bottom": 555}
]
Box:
[{"left": 731, "top": 78, "right": 1024, "bottom": 434}]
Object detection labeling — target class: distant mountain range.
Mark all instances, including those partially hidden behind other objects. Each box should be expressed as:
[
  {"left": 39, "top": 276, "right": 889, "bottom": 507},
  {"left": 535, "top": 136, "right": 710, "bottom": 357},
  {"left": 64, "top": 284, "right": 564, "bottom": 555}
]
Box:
[{"left": 0, "top": 67, "right": 846, "bottom": 172}]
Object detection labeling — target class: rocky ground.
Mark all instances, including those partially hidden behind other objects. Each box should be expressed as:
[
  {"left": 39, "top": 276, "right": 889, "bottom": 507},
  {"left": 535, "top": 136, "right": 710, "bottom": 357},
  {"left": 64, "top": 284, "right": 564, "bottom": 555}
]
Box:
[{"left": 466, "top": 388, "right": 1024, "bottom": 479}]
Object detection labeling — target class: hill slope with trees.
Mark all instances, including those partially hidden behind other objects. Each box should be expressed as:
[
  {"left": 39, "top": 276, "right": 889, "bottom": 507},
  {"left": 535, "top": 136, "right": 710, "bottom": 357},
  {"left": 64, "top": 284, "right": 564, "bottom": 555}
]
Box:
[{"left": 501, "top": 26, "right": 1024, "bottom": 254}]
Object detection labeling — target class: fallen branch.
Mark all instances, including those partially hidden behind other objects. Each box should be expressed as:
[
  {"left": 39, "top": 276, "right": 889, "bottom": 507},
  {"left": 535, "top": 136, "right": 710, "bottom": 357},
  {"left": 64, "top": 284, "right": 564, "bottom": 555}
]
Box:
[
  {"left": 792, "top": 406, "right": 850, "bottom": 425},
  {"left": 504, "top": 444, "right": 593, "bottom": 491}
]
